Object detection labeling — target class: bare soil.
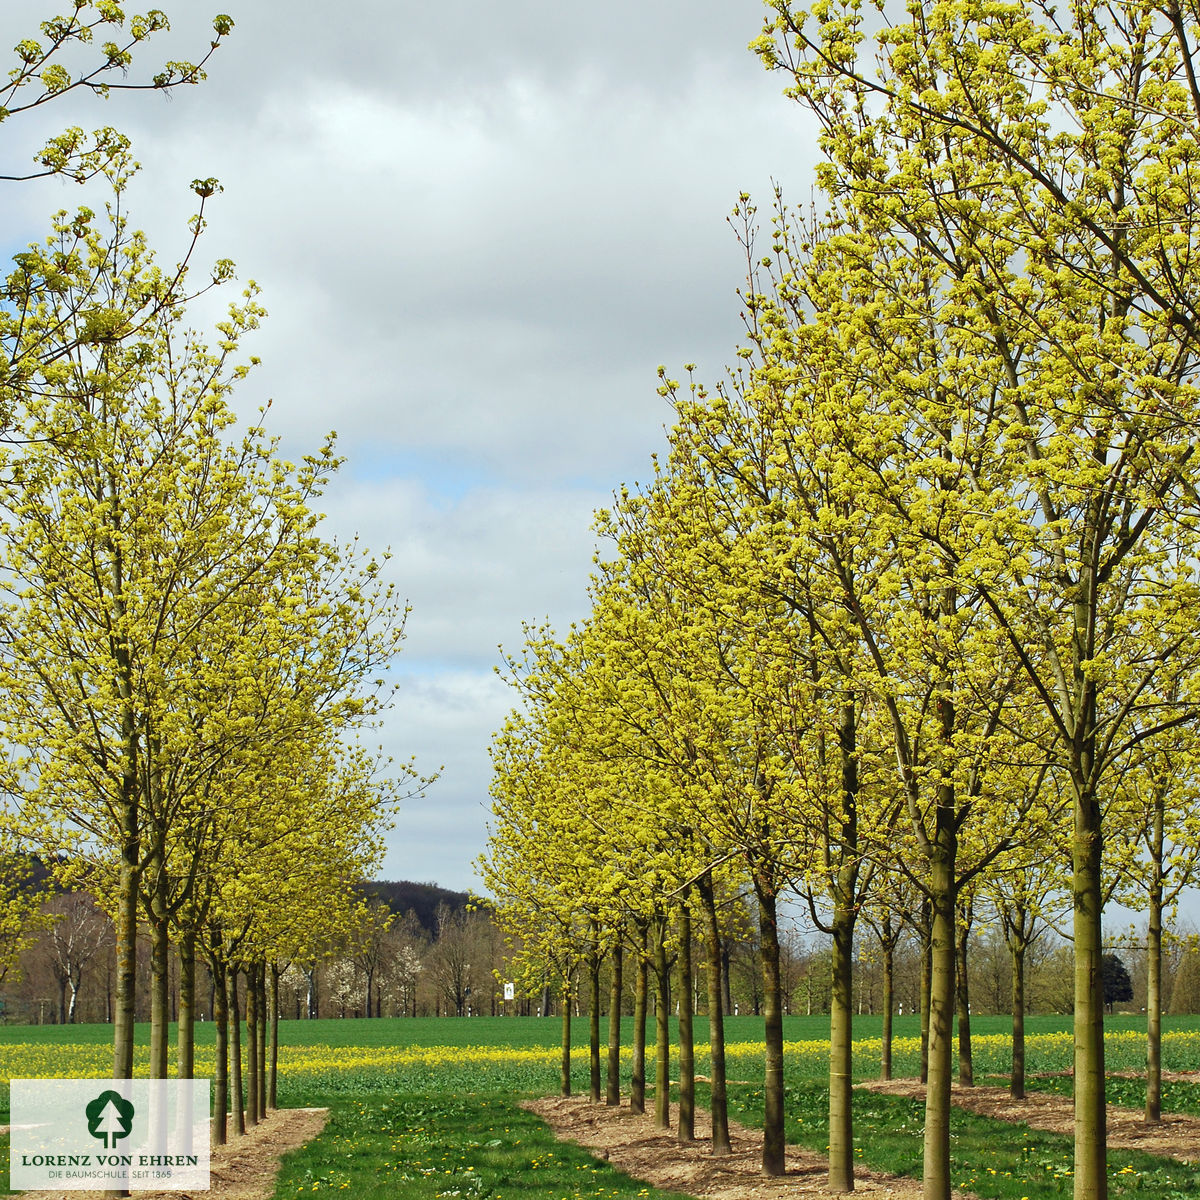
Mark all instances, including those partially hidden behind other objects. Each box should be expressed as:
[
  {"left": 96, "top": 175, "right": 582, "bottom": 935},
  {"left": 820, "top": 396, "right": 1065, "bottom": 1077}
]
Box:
[
  {"left": 526, "top": 1095, "right": 967, "bottom": 1198},
  {"left": 861, "top": 1077, "right": 1200, "bottom": 1162},
  {"left": 10, "top": 1106, "right": 329, "bottom": 1200}
]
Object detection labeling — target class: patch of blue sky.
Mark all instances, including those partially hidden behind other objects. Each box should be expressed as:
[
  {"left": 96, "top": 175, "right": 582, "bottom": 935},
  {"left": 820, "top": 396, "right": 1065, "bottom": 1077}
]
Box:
[{"left": 346, "top": 446, "right": 496, "bottom": 503}]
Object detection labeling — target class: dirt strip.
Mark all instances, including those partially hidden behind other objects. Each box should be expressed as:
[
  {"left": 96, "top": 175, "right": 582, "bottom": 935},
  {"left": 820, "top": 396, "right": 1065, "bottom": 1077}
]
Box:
[
  {"left": 10, "top": 1106, "right": 329, "bottom": 1200},
  {"left": 526, "top": 1095, "right": 970, "bottom": 1198}
]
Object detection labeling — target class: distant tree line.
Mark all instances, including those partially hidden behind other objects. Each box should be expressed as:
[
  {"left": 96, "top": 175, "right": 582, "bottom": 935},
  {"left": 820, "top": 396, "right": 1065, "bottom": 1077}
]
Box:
[{"left": 10, "top": 875, "right": 1200, "bottom": 1028}]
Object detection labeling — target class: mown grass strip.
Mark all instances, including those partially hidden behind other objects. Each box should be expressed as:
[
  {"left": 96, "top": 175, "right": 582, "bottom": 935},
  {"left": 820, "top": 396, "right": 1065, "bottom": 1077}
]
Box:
[{"left": 271, "top": 1092, "right": 700, "bottom": 1200}]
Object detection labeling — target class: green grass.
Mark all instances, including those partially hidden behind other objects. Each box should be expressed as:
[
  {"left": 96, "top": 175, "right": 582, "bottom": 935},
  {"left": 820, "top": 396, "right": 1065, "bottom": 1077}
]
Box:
[
  {"left": 5, "top": 1013, "right": 1200, "bottom": 1198},
  {"left": 271, "top": 1092, "right": 699, "bottom": 1200}
]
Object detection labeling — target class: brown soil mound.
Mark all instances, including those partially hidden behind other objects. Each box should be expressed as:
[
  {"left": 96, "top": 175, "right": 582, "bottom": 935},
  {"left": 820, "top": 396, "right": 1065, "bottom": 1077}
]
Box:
[
  {"left": 861, "top": 1079, "right": 1200, "bottom": 1162},
  {"left": 526, "top": 1095, "right": 972, "bottom": 1198},
  {"left": 11, "top": 1106, "right": 329, "bottom": 1200}
]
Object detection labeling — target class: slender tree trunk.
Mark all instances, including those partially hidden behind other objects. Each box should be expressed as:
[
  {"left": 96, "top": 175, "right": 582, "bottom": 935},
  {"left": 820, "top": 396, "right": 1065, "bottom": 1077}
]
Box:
[
  {"left": 1073, "top": 775, "right": 1107, "bottom": 1200},
  {"left": 631, "top": 925, "right": 648, "bottom": 1115},
  {"left": 654, "top": 912, "right": 671, "bottom": 1130},
  {"left": 211, "top": 956, "right": 228, "bottom": 1147},
  {"left": 256, "top": 962, "right": 267, "bottom": 1120},
  {"left": 268, "top": 963, "right": 280, "bottom": 1110},
  {"left": 148, "top": 875, "right": 171, "bottom": 1080},
  {"left": 178, "top": 929, "right": 196, "bottom": 1080},
  {"left": 560, "top": 977, "right": 572, "bottom": 1097},
  {"left": 1011, "top": 939, "right": 1026, "bottom": 1100},
  {"left": 829, "top": 886, "right": 857, "bottom": 1192},
  {"left": 606, "top": 940, "right": 623, "bottom": 1106},
  {"left": 922, "top": 818, "right": 957, "bottom": 1200},
  {"left": 956, "top": 901, "right": 973, "bottom": 1087},
  {"left": 1146, "top": 800, "right": 1164, "bottom": 1124},
  {"left": 245, "top": 967, "right": 259, "bottom": 1127},
  {"left": 111, "top": 550, "right": 139, "bottom": 1086},
  {"left": 881, "top": 927, "right": 895, "bottom": 1082},
  {"left": 228, "top": 968, "right": 245, "bottom": 1137},
  {"left": 828, "top": 693, "right": 861, "bottom": 1192},
  {"left": 589, "top": 932, "right": 602, "bottom": 1103},
  {"left": 678, "top": 897, "right": 695, "bottom": 1143},
  {"left": 698, "top": 871, "right": 731, "bottom": 1155},
  {"left": 757, "top": 876, "right": 785, "bottom": 1177},
  {"left": 112, "top": 794, "right": 139, "bottom": 1080}
]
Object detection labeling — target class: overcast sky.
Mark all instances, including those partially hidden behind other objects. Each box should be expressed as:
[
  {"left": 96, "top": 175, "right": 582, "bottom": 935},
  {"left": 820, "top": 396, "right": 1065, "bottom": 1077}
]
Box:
[{"left": 1, "top": 1, "right": 822, "bottom": 892}]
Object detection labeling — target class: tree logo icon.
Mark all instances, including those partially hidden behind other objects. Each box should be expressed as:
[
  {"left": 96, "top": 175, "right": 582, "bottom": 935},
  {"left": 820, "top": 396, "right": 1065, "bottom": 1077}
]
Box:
[{"left": 85, "top": 1090, "right": 135, "bottom": 1149}]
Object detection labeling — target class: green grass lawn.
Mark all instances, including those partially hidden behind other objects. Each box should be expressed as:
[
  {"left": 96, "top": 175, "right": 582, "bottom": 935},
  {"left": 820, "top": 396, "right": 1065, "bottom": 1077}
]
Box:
[{"left": 3, "top": 1013, "right": 1200, "bottom": 1198}]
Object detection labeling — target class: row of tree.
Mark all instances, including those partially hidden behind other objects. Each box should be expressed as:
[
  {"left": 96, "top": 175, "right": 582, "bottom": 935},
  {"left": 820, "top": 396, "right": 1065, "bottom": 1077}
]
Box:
[
  {"left": 0, "top": 6, "right": 424, "bottom": 1146},
  {"left": 484, "top": 2, "right": 1200, "bottom": 1199}
]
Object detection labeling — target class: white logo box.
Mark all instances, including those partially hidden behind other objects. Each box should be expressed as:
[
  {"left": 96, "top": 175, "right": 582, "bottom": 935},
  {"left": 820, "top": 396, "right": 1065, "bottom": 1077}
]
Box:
[{"left": 10, "top": 1079, "right": 210, "bottom": 1191}]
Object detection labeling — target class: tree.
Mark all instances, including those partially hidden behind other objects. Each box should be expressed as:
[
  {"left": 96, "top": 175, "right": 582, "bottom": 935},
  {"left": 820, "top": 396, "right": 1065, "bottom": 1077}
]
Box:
[
  {"left": 1169, "top": 944, "right": 1200, "bottom": 1015},
  {"left": 44, "top": 891, "right": 109, "bottom": 1023},
  {"left": 1102, "top": 953, "right": 1134, "bottom": 1013}
]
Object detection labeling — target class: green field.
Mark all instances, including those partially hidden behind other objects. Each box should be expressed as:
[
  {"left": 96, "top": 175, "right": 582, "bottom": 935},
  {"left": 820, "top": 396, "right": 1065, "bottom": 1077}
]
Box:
[{"left": 3, "top": 1014, "right": 1200, "bottom": 1198}]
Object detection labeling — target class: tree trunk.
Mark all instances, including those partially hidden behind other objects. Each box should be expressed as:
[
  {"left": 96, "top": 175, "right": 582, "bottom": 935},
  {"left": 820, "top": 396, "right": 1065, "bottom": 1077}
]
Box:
[
  {"left": 111, "top": 554, "right": 139, "bottom": 1086},
  {"left": 757, "top": 876, "right": 785, "bottom": 1177},
  {"left": 922, "top": 827, "right": 957, "bottom": 1200},
  {"left": 1011, "top": 939, "right": 1026, "bottom": 1100},
  {"left": 178, "top": 929, "right": 196, "bottom": 1080},
  {"left": 245, "top": 967, "right": 259, "bottom": 1127},
  {"left": 1146, "top": 800, "right": 1164, "bottom": 1124},
  {"left": 147, "top": 873, "right": 171, "bottom": 1080},
  {"left": 268, "top": 963, "right": 280, "bottom": 1110},
  {"left": 112, "top": 794, "right": 139, "bottom": 1080},
  {"left": 654, "top": 911, "right": 671, "bottom": 1131},
  {"left": 228, "top": 968, "right": 245, "bottom": 1137},
  {"left": 956, "top": 901, "right": 973, "bottom": 1088},
  {"left": 211, "top": 956, "right": 228, "bottom": 1147},
  {"left": 698, "top": 872, "right": 731, "bottom": 1155},
  {"left": 631, "top": 925, "right": 648, "bottom": 1115},
  {"left": 677, "top": 897, "right": 695, "bottom": 1144},
  {"left": 881, "top": 925, "right": 895, "bottom": 1082},
  {"left": 560, "top": 977, "right": 572, "bottom": 1097},
  {"left": 606, "top": 940, "right": 623, "bottom": 1106},
  {"left": 255, "top": 962, "right": 267, "bottom": 1120},
  {"left": 829, "top": 886, "right": 857, "bottom": 1192},
  {"left": 1073, "top": 778, "right": 1107, "bottom": 1200},
  {"left": 589, "top": 932, "right": 602, "bottom": 1103}
]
